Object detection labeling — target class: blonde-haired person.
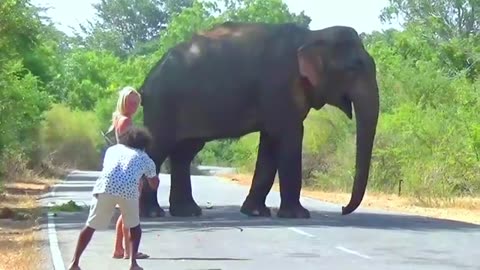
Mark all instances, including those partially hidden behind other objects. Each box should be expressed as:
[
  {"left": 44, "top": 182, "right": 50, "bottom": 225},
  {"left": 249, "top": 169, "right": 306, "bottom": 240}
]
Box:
[
  {"left": 110, "top": 86, "right": 139, "bottom": 139},
  {"left": 110, "top": 86, "right": 150, "bottom": 260}
]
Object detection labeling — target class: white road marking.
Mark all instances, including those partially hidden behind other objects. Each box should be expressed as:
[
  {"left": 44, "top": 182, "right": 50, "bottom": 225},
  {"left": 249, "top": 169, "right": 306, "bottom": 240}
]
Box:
[
  {"left": 287, "top": 227, "right": 315, "bottom": 237},
  {"left": 47, "top": 188, "right": 66, "bottom": 270},
  {"left": 286, "top": 228, "right": 372, "bottom": 261},
  {"left": 54, "top": 183, "right": 95, "bottom": 187},
  {"left": 69, "top": 170, "right": 99, "bottom": 174},
  {"left": 336, "top": 246, "right": 372, "bottom": 260}
]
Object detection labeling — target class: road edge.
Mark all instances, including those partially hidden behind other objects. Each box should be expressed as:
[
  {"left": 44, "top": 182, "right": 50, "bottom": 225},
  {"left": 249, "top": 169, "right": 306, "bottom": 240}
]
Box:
[
  {"left": 41, "top": 170, "right": 76, "bottom": 270},
  {"left": 47, "top": 186, "right": 66, "bottom": 270}
]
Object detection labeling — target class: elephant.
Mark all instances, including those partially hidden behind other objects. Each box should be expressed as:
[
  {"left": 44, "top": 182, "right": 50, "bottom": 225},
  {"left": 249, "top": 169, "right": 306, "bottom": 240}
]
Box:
[{"left": 137, "top": 21, "right": 380, "bottom": 219}]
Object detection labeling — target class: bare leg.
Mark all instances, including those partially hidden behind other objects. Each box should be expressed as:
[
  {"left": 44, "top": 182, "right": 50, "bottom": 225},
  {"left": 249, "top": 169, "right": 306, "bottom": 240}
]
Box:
[
  {"left": 122, "top": 223, "right": 130, "bottom": 257},
  {"left": 116, "top": 213, "right": 149, "bottom": 259},
  {"left": 113, "top": 215, "right": 124, "bottom": 258},
  {"left": 124, "top": 189, "right": 150, "bottom": 259},
  {"left": 68, "top": 226, "right": 95, "bottom": 270},
  {"left": 129, "top": 224, "right": 143, "bottom": 270}
]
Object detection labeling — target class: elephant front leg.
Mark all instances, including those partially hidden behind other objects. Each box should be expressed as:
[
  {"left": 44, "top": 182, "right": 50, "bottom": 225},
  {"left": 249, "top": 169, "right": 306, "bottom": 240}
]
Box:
[
  {"left": 240, "top": 132, "right": 277, "bottom": 217},
  {"left": 276, "top": 126, "right": 310, "bottom": 219},
  {"left": 168, "top": 140, "right": 204, "bottom": 217},
  {"left": 139, "top": 183, "right": 165, "bottom": 218},
  {"left": 140, "top": 146, "right": 168, "bottom": 218}
]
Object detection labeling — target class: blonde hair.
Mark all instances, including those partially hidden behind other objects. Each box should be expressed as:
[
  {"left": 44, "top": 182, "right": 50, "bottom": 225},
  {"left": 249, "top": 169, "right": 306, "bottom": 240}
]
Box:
[{"left": 108, "top": 86, "right": 141, "bottom": 131}]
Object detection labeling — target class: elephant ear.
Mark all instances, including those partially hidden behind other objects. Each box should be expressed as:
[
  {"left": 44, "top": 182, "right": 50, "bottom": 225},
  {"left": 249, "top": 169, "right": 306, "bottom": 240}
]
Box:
[{"left": 297, "top": 49, "right": 321, "bottom": 87}]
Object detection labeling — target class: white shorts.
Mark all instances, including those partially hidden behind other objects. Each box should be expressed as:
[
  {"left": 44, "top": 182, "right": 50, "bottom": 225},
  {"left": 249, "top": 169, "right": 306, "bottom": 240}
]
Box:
[{"left": 86, "top": 193, "right": 140, "bottom": 230}]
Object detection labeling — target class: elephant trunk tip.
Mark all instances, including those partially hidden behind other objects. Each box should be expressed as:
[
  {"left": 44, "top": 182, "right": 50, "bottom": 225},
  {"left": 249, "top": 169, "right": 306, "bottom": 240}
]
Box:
[
  {"left": 341, "top": 205, "right": 356, "bottom": 215},
  {"left": 341, "top": 197, "right": 362, "bottom": 215}
]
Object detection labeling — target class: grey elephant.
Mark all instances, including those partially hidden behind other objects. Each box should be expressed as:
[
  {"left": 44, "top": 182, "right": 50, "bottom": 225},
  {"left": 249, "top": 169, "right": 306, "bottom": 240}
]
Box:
[{"left": 137, "top": 21, "right": 380, "bottom": 219}]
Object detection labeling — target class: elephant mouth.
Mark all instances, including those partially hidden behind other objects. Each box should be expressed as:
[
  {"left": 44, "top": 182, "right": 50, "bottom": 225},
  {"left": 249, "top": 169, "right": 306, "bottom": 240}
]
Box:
[{"left": 299, "top": 76, "right": 313, "bottom": 90}]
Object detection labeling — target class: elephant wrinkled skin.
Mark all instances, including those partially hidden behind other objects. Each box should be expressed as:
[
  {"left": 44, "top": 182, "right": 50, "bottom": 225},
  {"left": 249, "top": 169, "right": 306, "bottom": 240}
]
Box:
[{"left": 138, "top": 21, "right": 380, "bottom": 219}]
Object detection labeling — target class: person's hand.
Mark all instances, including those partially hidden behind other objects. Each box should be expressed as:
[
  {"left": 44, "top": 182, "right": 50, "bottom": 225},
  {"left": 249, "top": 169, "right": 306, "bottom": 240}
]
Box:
[{"left": 146, "top": 175, "right": 159, "bottom": 190}]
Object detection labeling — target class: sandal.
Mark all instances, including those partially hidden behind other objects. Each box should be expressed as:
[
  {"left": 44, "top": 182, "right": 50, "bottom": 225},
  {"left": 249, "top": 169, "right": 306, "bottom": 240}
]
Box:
[
  {"left": 67, "top": 264, "right": 81, "bottom": 270},
  {"left": 113, "top": 249, "right": 125, "bottom": 259},
  {"left": 124, "top": 252, "right": 150, "bottom": 259}
]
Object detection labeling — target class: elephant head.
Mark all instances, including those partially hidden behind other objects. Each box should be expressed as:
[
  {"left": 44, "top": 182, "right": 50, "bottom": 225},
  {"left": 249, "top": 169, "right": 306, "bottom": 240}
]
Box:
[{"left": 296, "top": 26, "right": 380, "bottom": 215}]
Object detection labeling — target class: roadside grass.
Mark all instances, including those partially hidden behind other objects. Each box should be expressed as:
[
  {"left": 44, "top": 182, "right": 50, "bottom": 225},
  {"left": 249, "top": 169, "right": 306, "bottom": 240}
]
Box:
[
  {"left": 50, "top": 200, "right": 85, "bottom": 213},
  {"left": 0, "top": 172, "right": 62, "bottom": 270},
  {"left": 218, "top": 173, "right": 480, "bottom": 225}
]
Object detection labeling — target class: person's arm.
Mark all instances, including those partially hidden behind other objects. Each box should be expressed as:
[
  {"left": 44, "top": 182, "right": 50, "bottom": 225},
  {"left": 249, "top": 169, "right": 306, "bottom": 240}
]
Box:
[
  {"left": 138, "top": 176, "right": 145, "bottom": 192},
  {"left": 143, "top": 155, "right": 160, "bottom": 190},
  {"left": 115, "top": 116, "right": 132, "bottom": 135}
]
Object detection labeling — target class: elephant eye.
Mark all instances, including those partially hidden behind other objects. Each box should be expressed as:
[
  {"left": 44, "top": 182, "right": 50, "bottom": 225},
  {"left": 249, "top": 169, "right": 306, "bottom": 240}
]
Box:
[{"left": 347, "top": 57, "right": 364, "bottom": 71}]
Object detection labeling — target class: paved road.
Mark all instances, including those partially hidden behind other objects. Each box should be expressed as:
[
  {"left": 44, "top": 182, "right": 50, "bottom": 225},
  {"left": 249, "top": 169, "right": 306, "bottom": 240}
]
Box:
[{"left": 40, "top": 170, "right": 480, "bottom": 270}]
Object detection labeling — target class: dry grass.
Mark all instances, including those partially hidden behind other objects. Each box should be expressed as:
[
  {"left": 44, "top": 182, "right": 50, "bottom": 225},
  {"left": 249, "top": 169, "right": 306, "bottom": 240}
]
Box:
[
  {"left": 0, "top": 223, "right": 42, "bottom": 270},
  {"left": 0, "top": 177, "right": 60, "bottom": 270},
  {"left": 218, "top": 173, "right": 480, "bottom": 225}
]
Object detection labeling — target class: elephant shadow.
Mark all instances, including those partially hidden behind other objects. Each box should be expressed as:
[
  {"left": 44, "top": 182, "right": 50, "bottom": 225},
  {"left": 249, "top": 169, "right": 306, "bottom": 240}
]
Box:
[{"left": 137, "top": 204, "right": 480, "bottom": 233}]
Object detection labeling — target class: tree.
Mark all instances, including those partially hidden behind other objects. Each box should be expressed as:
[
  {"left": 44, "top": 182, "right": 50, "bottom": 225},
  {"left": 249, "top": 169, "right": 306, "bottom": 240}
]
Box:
[
  {"left": 76, "top": 0, "right": 194, "bottom": 57},
  {"left": 221, "top": 0, "right": 311, "bottom": 27},
  {"left": 378, "top": 0, "right": 480, "bottom": 80},
  {"left": 380, "top": 0, "right": 480, "bottom": 39}
]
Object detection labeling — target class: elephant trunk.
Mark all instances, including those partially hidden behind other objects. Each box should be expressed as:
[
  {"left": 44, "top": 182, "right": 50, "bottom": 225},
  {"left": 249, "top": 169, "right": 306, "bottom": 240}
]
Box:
[{"left": 341, "top": 78, "right": 379, "bottom": 215}]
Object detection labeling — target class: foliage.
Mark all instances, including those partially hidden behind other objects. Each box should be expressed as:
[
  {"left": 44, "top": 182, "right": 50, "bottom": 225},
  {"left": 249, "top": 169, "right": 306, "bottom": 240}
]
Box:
[
  {"left": 0, "top": 60, "right": 51, "bottom": 181},
  {"left": 1, "top": 0, "right": 480, "bottom": 202},
  {"left": 380, "top": 0, "right": 479, "bottom": 39},
  {"left": 221, "top": 0, "right": 311, "bottom": 27},
  {"left": 74, "top": 0, "right": 194, "bottom": 57},
  {"left": 39, "top": 104, "right": 103, "bottom": 170},
  {"left": 50, "top": 200, "right": 85, "bottom": 213}
]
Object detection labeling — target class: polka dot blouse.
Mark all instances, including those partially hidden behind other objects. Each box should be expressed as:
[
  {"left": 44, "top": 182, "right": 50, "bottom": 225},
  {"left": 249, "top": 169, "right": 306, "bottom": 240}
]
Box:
[{"left": 92, "top": 144, "right": 157, "bottom": 200}]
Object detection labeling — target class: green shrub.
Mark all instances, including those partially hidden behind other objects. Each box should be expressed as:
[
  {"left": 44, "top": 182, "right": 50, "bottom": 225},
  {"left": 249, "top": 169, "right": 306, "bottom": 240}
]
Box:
[
  {"left": 39, "top": 104, "right": 103, "bottom": 170},
  {"left": 0, "top": 60, "right": 51, "bottom": 183}
]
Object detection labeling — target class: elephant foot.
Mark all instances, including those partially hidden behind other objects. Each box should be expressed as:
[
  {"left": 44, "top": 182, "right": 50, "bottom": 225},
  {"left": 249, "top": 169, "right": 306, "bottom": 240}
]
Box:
[
  {"left": 277, "top": 203, "right": 310, "bottom": 219},
  {"left": 153, "top": 206, "right": 165, "bottom": 217},
  {"left": 169, "top": 201, "right": 202, "bottom": 217},
  {"left": 240, "top": 198, "right": 271, "bottom": 217},
  {"left": 140, "top": 205, "right": 165, "bottom": 218}
]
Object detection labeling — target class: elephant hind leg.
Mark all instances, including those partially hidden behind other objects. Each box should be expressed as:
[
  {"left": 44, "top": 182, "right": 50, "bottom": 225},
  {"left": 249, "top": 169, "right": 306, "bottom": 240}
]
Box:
[
  {"left": 240, "top": 131, "right": 277, "bottom": 217},
  {"left": 168, "top": 139, "right": 205, "bottom": 217}
]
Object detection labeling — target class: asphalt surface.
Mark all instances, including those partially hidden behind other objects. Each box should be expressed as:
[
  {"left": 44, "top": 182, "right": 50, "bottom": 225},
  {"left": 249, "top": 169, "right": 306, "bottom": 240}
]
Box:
[{"left": 39, "top": 170, "right": 480, "bottom": 270}]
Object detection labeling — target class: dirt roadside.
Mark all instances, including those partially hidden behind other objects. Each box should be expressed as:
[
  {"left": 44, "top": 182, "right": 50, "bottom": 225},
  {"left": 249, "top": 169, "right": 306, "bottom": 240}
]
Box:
[
  {"left": 217, "top": 173, "right": 480, "bottom": 225},
  {"left": 0, "top": 177, "right": 61, "bottom": 270}
]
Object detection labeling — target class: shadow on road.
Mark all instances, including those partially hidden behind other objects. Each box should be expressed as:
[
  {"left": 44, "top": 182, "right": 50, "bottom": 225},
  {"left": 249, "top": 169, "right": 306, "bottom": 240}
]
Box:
[
  {"left": 147, "top": 257, "right": 249, "bottom": 261},
  {"left": 48, "top": 204, "right": 480, "bottom": 233},
  {"left": 47, "top": 171, "right": 480, "bottom": 234}
]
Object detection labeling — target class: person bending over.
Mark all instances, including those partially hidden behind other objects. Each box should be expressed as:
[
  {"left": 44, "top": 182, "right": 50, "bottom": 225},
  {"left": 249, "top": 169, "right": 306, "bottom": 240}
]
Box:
[{"left": 68, "top": 126, "right": 160, "bottom": 270}]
